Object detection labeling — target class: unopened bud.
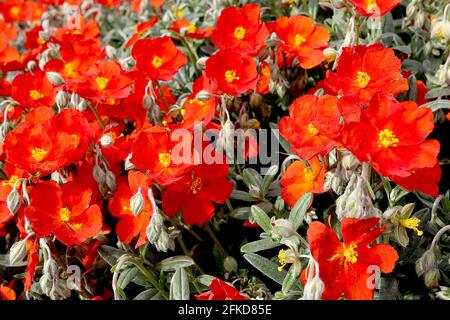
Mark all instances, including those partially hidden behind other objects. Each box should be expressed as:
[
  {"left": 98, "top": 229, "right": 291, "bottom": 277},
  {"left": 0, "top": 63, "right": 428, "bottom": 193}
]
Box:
[
  {"left": 9, "top": 240, "right": 27, "bottom": 265},
  {"left": 70, "top": 93, "right": 81, "bottom": 107},
  {"left": 302, "top": 275, "right": 324, "bottom": 300},
  {"left": 323, "top": 47, "right": 337, "bottom": 63},
  {"left": 7, "top": 188, "right": 21, "bottom": 215},
  {"left": 272, "top": 219, "right": 297, "bottom": 238},
  {"left": 100, "top": 134, "right": 114, "bottom": 147},
  {"left": 195, "top": 90, "right": 211, "bottom": 102},
  {"left": 196, "top": 57, "right": 208, "bottom": 69},
  {"left": 77, "top": 99, "right": 89, "bottom": 112},
  {"left": 105, "top": 170, "right": 116, "bottom": 191},
  {"left": 27, "top": 60, "right": 37, "bottom": 71},
  {"left": 424, "top": 268, "right": 441, "bottom": 289},
  {"left": 223, "top": 256, "right": 238, "bottom": 273},
  {"left": 56, "top": 91, "right": 69, "bottom": 109},
  {"left": 47, "top": 72, "right": 65, "bottom": 86},
  {"left": 105, "top": 45, "right": 117, "bottom": 59},
  {"left": 130, "top": 188, "right": 145, "bottom": 217}
]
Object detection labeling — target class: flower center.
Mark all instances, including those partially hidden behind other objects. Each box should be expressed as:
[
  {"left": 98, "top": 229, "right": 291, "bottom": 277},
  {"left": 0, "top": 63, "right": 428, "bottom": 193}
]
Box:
[
  {"left": 152, "top": 56, "right": 164, "bottom": 68},
  {"left": 10, "top": 6, "right": 20, "bottom": 18},
  {"left": 158, "top": 152, "right": 171, "bottom": 168},
  {"left": 95, "top": 76, "right": 110, "bottom": 91},
  {"left": 31, "top": 147, "right": 48, "bottom": 162},
  {"left": 355, "top": 71, "right": 371, "bottom": 89},
  {"left": 29, "top": 90, "right": 44, "bottom": 101},
  {"left": 400, "top": 217, "right": 423, "bottom": 236},
  {"left": 225, "top": 70, "right": 240, "bottom": 83},
  {"left": 187, "top": 24, "right": 197, "bottom": 33},
  {"left": 343, "top": 242, "right": 358, "bottom": 264},
  {"left": 190, "top": 177, "right": 203, "bottom": 194},
  {"left": 294, "top": 34, "right": 306, "bottom": 47},
  {"left": 277, "top": 249, "right": 287, "bottom": 272},
  {"left": 377, "top": 129, "right": 399, "bottom": 149},
  {"left": 303, "top": 167, "right": 314, "bottom": 182},
  {"left": 367, "top": 0, "right": 378, "bottom": 12},
  {"left": 307, "top": 123, "right": 319, "bottom": 135},
  {"left": 64, "top": 62, "right": 77, "bottom": 77},
  {"left": 59, "top": 207, "right": 71, "bottom": 222},
  {"left": 2, "top": 175, "right": 20, "bottom": 188},
  {"left": 234, "top": 26, "right": 246, "bottom": 40}
]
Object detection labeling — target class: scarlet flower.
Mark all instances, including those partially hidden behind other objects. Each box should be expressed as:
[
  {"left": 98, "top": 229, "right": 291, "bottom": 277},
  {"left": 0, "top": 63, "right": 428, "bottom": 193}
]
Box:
[
  {"left": 169, "top": 19, "right": 213, "bottom": 39},
  {"left": 130, "top": 126, "right": 193, "bottom": 185},
  {"left": 162, "top": 163, "right": 232, "bottom": 225},
  {"left": 132, "top": 37, "right": 188, "bottom": 81},
  {"left": 0, "top": 0, "right": 45, "bottom": 23},
  {"left": 195, "top": 279, "right": 247, "bottom": 300},
  {"left": 324, "top": 44, "right": 408, "bottom": 103},
  {"left": 280, "top": 158, "right": 325, "bottom": 207},
  {"left": 11, "top": 71, "right": 56, "bottom": 109},
  {"left": 307, "top": 218, "right": 398, "bottom": 300},
  {"left": 24, "top": 238, "right": 39, "bottom": 292},
  {"left": 72, "top": 60, "right": 133, "bottom": 103},
  {"left": 273, "top": 15, "right": 329, "bottom": 69},
  {"left": 108, "top": 171, "right": 152, "bottom": 247},
  {"left": 24, "top": 180, "right": 103, "bottom": 246},
  {"left": 211, "top": 4, "right": 268, "bottom": 55},
  {"left": 0, "top": 176, "right": 22, "bottom": 227},
  {"left": 0, "top": 282, "right": 16, "bottom": 300},
  {"left": 339, "top": 93, "right": 440, "bottom": 179},
  {"left": 125, "top": 16, "right": 158, "bottom": 48},
  {"left": 205, "top": 49, "right": 258, "bottom": 96},
  {"left": 389, "top": 164, "right": 442, "bottom": 197},
  {"left": 279, "top": 95, "right": 341, "bottom": 160},
  {"left": 0, "top": 18, "right": 19, "bottom": 64},
  {"left": 4, "top": 107, "right": 96, "bottom": 177},
  {"left": 349, "top": 0, "right": 401, "bottom": 17},
  {"left": 256, "top": 60, "right": 271, "bottom": 95}
]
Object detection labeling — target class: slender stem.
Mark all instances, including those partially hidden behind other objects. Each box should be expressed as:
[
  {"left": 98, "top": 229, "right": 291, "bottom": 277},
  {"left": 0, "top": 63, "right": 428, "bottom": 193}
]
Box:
[
  {"left": 129, "top": 259, "right": 169, "bottom": 299},
  {"left": 180, "top": 37, "right": 200, "bottom": 73},
  {"left": 431, "top": 225, "right": 450, "bottom": 250},
  {"left": 205, "top": 223, "right": 228, "bottom": 257},
  {"left": 155, "top": 80, "right": 170, "bottom": 111},
  {"left": 88, "top": 102, "right": 105, "bottom": 129}
]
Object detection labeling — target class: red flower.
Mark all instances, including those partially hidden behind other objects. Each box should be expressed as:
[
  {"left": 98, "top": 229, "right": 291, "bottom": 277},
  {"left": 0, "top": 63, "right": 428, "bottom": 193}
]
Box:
[
  {"left": 0, "top": 282, "right": 16, "bottom": 300},
  {"left": 307, "top": 218, "right": 398, "bottom": 300},
  {"left": 0, "top": 176, "right": 22, "bottom": 227},
  {"left": 211, "top": 4, "right": 268, "bottom": 55},
  {"left": 273, "top": 15, "right": 329, "bottom": 69},
  {"left": 339, "top": 93, "right": 440, "bottom": 180},
  {"left": 256, "top": 60, "right": 271, "bottom": 95},
  {"left": 169, "top": 19, "right": 213, "bottom": 39},
  {"left": 108, "top": 171, "right": 152, "bottom": 247},
  {"left": 389, "top": 164, "right": 441, "bottom": 197},
  {"left": 132, "top": 37, "right": 188, "bottom": 81},
  {"left": 125, "top": 16, "right": 158, "bottom": 48},
  {"left": 130, "top": 126, "right": 193, "bottom": 185},
  {"left": 279, "top": 95, "right": 341, "bottom": 160},
  {"left": 24, "top": 238, "right": 38, "bottom": 292},
  {"left": 72, "top": 60, "right": 133, "bottom": 103},
  {"left": 324, "top": 44, "right": 408, "bottom": 103},
  {"left": 11, "top": 71, "right": 56, "bottom": 109},
  {"left": 4, "top": 107, "right": 96, "bottom": 177},
  {"left": 162, "top": 163, "right": 232, "bottom": 225},
  {"left": 205, "top": 49, "right": 258, "bottom": 96},
  {"left": 24, "top": 180, "right": 103, "bottom": 246},
  {"left": 349, "top": 0, "right": 401, "bottom": 17},
  {"left": 280, "top": 158, "right": 325, "bottom": 207},
  {"left": 195, "top": 278, "right": 247, "bottom": 300}
]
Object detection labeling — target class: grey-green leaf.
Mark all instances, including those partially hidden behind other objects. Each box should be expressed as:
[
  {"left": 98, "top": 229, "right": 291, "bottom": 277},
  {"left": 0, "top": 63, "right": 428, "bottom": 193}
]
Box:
[
  {"left": 243, "top": 253, "right": 286, "bottom": 286},
  {"left": 288, "top": 193, "right": 312, "bottom": 229},
  {"left": 170, "top": 268, "right": 190, "bottom": 300},
  {"left": 241, "top": 238, "right": 281, "bottom": 253},
  {"left": 159, "top": 255, "right": 195, "bottom": 272},
  {"left": 250, "top": 205, "right": 272, "bottom": 233}
]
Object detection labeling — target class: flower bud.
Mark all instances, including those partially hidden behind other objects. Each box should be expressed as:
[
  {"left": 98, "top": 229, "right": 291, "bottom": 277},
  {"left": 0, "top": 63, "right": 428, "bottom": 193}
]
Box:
[
  {"left": 9, "top": 239, "right": 27, "bottom": 265},
  {"left": 272, "top": 219, "right": 297, "bottom": 239},
  {"left": 47, "top": 72, "right": 65, "bottom": 86},
  {"left": 27, "top": 60, "right": 37, "bottom": 71},
  {"left": 99, "top": 134, "right": 114, "bottom": 147},
  {"left": 416, "top": 249, "right": 437, "bottom": 277},
  {"left": 424, "top": 268, "right": 441, "bottom": 289},
  {"left": 70, "top": 93, "right": 81, "bottom": 108},
  {"left": 105, "top": 45, "right": 117, "bottom": 59},
  {"left": 7, "top": 188, "right": 20, "bottom": 215},
  {"left": 196, "top": 57, "right": 208, "bottom": 69},
  {"left": 56, "top": 90, "right": 69, "bottom": 109},
  {"left": 302, "top": 275, "right": 324, "bottom": 300},
  {"left": 323, "top": 47, "right": 337, "bottom": 63},
  {"left": 105, "top": 170, "right": 117, "bottom": 192},
  {"left": 77, "top": 99, "right": 88, "bottom": 112},
  {"left": 92, "top": 165, "right": 105, "bottom": 184},
  {"left": 274, "top": 196, "right": 285, "bottom": 212},
  {"left": 130, "top": 188, "right": 145, "bottom": 217},
  {"left": 223, "top": 256, "right": 238, "bottom": 273},
  {"left": 195, "top": 89, "right": 211, "bottom": 102}
]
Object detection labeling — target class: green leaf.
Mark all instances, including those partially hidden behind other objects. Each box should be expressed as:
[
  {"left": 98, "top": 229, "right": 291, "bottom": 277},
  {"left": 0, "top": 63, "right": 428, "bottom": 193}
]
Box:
[
  {"left": 134, "top": 288, "right": 159, "bottom": 300},
  {"left": 243, "top": 253, "right": 286, "bottom": 286},
  {"left": 425, "top": 88, "right": 450, "bottom": 100},
  {"left": 250, "top": 205, "right": 272, "bottom": 233},
  {"left": 117, "top": 267, "right": 139, "bottom": 294},
  {"left": 288, "top": 193, "right": 312, "bottom": 229},
  {"left": 241, "top": 238, "right": 281, "bottom": 253},
  {"left": 242, "top": 168, "right": 263, "bottom": 190},
  {"left": 261, "top": 165, "right": 278, "bottom": 197},
  {"left": 281, "top": 264, "right": 299, "bottom": 294},
  {"left": 270, "top": 122, "right": 291, "bottom": 154},
  {"left": 230, "top": 190, "right": 258, "bottom": 202},
  {"left": 169, "top": 268, "right": 190, "bottom": 300},
  {"left": 402, "top": 59, "right": 424, "bottom": 74},
  {"left": 422, "top": 100, "right": 450, "bottom": 112},
  {"left": 97, "top": 245, "right": 128, "bottom": 267},
  {"left": 159, "top": 256, "right": 195, "bottom": 272}
]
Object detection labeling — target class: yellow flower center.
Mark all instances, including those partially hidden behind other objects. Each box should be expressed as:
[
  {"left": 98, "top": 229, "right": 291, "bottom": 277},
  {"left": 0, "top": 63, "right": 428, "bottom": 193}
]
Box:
[
  {"left": 31, "top": 147, "right": 48, "bottom": 162},
  {"left": 190, "top": 177, "right": 203, "bottom": 194},
  {"left": 294, "top": 34, "right": 306, "bottom": 47},
  {"left": 355, "top": 71, "right": 371, "bottom": 89},
  {"left": 152, "top": 56, "right": 164, "bottom": 68},
  {"left": 307, "top": 123, "right": 319, "bottom": 135},
  {"left": 400, "top": 217, "right": 423, "bottom": 236},
  {"left": 2, "top": 175, "right": 20, "bottom": 188},
  {"left": 343, "top": 242, "right": 358, "bottom": 264},
  {"left": 64, "top": 62, "right": 77, "bottom": 78},
  {"left": 277, "top": 249, "right": 287, "bottom": 272},
  {"left": 377, "top": 129, "right": 399, "bottom": 149},
  {"left": 234, "top": 26, "right": 246, "bottom": 40},
  {"left": 29, "top": 90, "right": 44, "bottom": 101},
  {"left": 303, "top": 167, "right": 315, "bottom": 182},
  {"left": 187, "top": 24, "right": 197, "bottom": 33},
  {"left": 158, "top": 152, "right": 171, "bottom": 168},
  {"left": 95, "top": 76, "right": 110, "bottom": 91},
  {"left": 59, "top": 207, "right": 71, "bottom": 222},
  {"left": 10, "top": 6, "right": 20, "bottom": 18},
  {"left": 439, "top": 27, "right": 446, "bottom": 40},
  {"left": 225, "top": 70, "right": 240, "bottom": 83},
  {"left": 367, "top": 0, "right": 378, "bottom": 11}
]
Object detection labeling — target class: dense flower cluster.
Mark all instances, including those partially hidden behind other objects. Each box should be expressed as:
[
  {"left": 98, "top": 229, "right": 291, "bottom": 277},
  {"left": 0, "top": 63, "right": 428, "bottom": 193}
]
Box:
[{"left": 0, "top": 0, "right": 448, "bottom": 302}]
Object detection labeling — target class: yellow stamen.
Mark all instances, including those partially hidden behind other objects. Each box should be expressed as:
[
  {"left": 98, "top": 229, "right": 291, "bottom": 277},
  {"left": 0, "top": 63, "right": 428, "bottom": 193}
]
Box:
[
  {"left": 10, "top": 6, "right": 20, "bottom": 18},
  {"left": 400, "top": 217, "right": 423, "bottom": 236},
  {"left": 95, "top": 76, "right": 110, "bottom": 91},
  {"left": 366, "top": 0, "right": 378, "bottom": 12},
  {"left": 187, "top": 24, "right": 197, "bottom": 33},
  {"left": 303, "top": 167, "right": 314, "bottom": 182},
  {"left": 152, "top": 56, "right": 164, "bottom": 68},
  {"left": 377, "top": 129, "right": 399, "bottom": 149},
  {"left": 29, "top": 90, "right": 44, "bottom": 101},
  {"left": 234, "top": 26, "right": 246, "bottom": 40},
  {"left": 190, "top": 177, "right": 202, "bottom": 194},
  {"left": 225, "top": 70, "right": 240, "bottom": 83},
  {"left": 158, "top": 152, "right": 171, "bottom": 168},
  {"left": 343, "top": 242, "right": 358, "bottom": 264},
  {"left": 307, "top": 123, "right": 319, "bottom": 135},
  {"left": 355, "top": 71, "right": 371, "bottom": 89},
  {"left": 294, "top": 34, "right": 306, "bottom": 47},
  {"left": 59, "top": 207, "right": 71, "bottom": 222},
  {"left": 31, "top": 147, "right": 48, "bottom": 162},
  {"left": 2, "top": 176, "right": 20, "bottom": 188},
  {"left": 277, "top": 249, "right": 287, "bottom": 272},
  {"left": 64, "top": 62, "right": 77, "bottom": 78}
]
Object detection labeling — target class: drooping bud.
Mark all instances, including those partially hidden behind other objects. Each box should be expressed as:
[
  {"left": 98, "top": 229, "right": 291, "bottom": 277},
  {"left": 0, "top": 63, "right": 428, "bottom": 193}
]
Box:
[
  {"left": 195, "top": 89, "right": 211, "bottom": 102},
  {"left": 223, "top": 256, "right": 238, "bottom": 273},
  {"left": 56, "top": 91, "right": 69, "bottom": 109},
  {"left": 47, "top": 72, "right": 65, "bottom": 86},
  {"left": 99, "top": 134, "right": 114, "bottom": 147},
  {"left": 7, "top": 188, "right": 21, "bottom": 215},
  {"left": 105, "top": 45, "right": 117, "bottom": 59},
  {"left": 9, "top": 239, "right": 28, "bottom": 265},
  {"left": 130, "top": 188, "right": 145, "bottom": 217}
]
